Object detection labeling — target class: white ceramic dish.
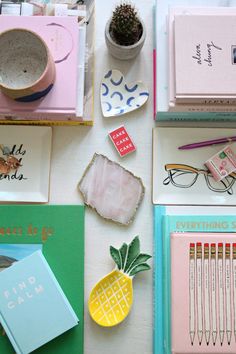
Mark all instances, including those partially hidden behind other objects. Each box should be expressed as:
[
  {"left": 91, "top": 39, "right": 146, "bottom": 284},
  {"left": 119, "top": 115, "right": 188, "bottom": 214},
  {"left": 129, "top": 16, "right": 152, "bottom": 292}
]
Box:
[
  {"left": 0, "top": 126, "right": 52, "bottom": 202},
  {"left": 100, "top": 69, "right": 149, "bottom": 117},
  {"left": 153, "top": 127, "right": 236, "bottom": 206}
]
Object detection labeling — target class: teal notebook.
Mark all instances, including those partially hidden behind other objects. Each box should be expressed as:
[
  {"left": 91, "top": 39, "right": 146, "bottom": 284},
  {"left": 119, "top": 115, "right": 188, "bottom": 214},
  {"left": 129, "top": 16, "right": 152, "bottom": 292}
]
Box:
[
  {"left": 154, "top": 205, "right": 236, "bottom": 354},
  {"left": 0, "top": 251, "right": 78, "bottom": 354},
  {"left": 0, "top": 205, "right": 84, "bottom": 354}
]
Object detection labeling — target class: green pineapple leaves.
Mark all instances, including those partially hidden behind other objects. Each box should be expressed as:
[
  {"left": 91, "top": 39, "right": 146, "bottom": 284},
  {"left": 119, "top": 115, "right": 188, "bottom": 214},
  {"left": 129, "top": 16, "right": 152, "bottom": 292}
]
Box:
[
  {"left": 110, "top": 246, "right": 122, "bottom": 270},
  {"left": 129, "top": 263, "right": 151, "bottom": 277},
  {"left": 126, "top": 253, "right": 152, "bottom": 274},
  {"left": 119, "top": 243, "right": 128, "bottom": 270},
  {"left": 124, "top": 236, "right": 140, "bottom": 272},
  {"left": 109, "top": 236, "right": 151, "bottom": 277}
]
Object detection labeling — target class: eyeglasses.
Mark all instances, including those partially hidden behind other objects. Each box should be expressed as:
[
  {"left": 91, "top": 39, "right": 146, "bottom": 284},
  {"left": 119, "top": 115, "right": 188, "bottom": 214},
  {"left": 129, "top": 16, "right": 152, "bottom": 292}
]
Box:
[{"left": 163, "top": 164, "right": 236, "bottom": 195}]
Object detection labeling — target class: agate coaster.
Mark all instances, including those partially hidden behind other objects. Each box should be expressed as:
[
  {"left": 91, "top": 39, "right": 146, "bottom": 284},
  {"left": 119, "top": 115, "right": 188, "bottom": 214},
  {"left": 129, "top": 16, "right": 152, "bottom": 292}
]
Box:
[{"left": 78, "top": 153, "right": 145, "bottom": 225}]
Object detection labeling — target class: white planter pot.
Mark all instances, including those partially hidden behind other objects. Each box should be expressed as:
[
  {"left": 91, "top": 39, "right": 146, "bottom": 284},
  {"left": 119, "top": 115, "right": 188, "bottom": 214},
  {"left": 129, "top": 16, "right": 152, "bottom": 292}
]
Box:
[{"left": 105, "top": 18, "right": 146, "bottom": 60}]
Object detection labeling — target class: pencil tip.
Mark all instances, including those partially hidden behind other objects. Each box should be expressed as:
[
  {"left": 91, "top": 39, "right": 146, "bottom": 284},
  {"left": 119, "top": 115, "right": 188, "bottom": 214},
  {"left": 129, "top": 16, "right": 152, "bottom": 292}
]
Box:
[
  {"left": 228, "top": 342, "right": 230, "bottom": 345},
  {"left": 207, "top": 342, "right": 209, "bottom": 346},
  {"left": 213, "top": 343, "right": 215, "bottom": 346}
]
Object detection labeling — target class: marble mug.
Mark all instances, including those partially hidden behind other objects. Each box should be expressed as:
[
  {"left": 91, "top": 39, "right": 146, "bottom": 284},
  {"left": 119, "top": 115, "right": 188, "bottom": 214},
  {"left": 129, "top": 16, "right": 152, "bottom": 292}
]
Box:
[{"left": 0, "top": 28, "right": 55, "bottom": 102}]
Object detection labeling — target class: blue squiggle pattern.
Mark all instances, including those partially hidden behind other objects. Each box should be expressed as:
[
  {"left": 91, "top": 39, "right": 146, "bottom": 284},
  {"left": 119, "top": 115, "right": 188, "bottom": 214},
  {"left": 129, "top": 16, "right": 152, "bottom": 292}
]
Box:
[
  {"left": 111, "top": 91, "right": 123, "bottom": 101},
  {"left": 127, "top": 97, "right": 135, "bottom": 107},
  {"left": 115, "top": 107, "right": 125, "bottom": 115},
  {"left": 125, "top": 84, "right": 138, "bottom": 92},
  {"left": 139, "top": 92, "right": 149, "bottom": 97},
  {"left": 104, "top": 102, "right": 112, "bottom": 111},
  {"left": 111, "top": 76, "right": 123, "bottom": 86},
  {"left": 104, "top": 70, "right": 112, "bottom": 78},
  {"left": 101, "top": 70, "right": 149, "bottom": 116},
  {"left": 102, "top": 83, "right": 109, "bottom": 96}
]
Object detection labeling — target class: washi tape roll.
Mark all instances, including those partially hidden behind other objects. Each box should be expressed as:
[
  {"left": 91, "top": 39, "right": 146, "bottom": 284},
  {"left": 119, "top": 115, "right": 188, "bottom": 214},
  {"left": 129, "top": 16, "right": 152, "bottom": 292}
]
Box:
[{"left": 0, "top": 28, "right": 55, "bottom": 102}]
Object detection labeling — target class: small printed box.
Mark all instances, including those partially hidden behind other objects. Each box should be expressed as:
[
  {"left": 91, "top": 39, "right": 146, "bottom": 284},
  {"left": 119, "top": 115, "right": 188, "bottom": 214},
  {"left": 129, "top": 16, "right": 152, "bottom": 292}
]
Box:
[
  {"left": 205, "top": 145, "right": 236, "bottom": 181},
  {"left": 108, "top": 126, "right": 136, "bottom": 157}
]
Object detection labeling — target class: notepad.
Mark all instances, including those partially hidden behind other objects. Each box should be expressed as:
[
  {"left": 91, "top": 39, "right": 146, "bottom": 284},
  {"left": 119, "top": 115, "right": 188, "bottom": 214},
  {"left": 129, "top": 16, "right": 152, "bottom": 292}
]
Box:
[
  {"left": 171, "top": 232, "right": 236, "bottom": 353},
  {"left": 0, "top": 250, "right": 79, "bottom": 354}
]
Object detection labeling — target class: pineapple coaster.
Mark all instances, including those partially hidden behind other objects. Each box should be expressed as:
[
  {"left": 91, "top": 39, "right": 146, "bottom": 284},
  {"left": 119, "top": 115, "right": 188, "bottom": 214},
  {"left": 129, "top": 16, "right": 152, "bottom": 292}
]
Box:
[{"left": 88, "top": 236, "right": 151, "bottom": 327}]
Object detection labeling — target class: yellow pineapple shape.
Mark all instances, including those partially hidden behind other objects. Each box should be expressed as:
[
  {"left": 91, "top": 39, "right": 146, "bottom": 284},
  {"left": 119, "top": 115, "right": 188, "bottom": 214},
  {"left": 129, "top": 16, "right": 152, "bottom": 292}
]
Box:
[{"left": 88, "top": 236, "right": 151, "bottom": 327}]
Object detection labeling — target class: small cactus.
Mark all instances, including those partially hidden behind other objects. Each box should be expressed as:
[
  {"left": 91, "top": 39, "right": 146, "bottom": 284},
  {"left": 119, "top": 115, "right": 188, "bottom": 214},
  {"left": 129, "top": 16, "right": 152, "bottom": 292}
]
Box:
[{"left": 109, "top": 3, "right": 142, "bottom": 46}]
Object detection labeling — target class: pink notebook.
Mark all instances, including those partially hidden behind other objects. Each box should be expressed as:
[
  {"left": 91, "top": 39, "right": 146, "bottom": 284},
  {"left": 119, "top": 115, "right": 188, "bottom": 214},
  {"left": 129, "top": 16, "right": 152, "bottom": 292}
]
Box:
[
  {"left": 174, "top": 14, "right": 236, "bottom": 104},
  {"left": 168, "top": 7, "right": 236, "bottom": 110},
  {"left": 0, "top": 16, "right": 78, "bottom": 120},
  {"left": 171, "top": 232, "right": 236, "bottom": 353}
]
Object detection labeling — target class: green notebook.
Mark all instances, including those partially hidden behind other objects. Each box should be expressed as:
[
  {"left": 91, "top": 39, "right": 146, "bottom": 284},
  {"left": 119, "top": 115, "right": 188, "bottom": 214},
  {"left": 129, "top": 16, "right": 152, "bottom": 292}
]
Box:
[{"left": 0, "top": 205, "right": 84, "bottom": 354}]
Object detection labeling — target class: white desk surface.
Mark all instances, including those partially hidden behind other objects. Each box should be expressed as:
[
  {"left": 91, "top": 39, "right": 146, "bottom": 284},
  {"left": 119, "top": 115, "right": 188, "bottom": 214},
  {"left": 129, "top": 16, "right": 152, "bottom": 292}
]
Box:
[{"left": 50, "top": 1, "right": 154, "bottom": 353}]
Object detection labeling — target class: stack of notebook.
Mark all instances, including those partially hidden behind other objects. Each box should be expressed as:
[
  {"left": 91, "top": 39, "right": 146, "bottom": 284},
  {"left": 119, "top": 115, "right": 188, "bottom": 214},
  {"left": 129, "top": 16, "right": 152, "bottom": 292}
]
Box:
[
  {"left": 153, "top": 205, "right": 236, "bottom": 354},
  {"left": 153, "top": 0, "right": 236, "bottom": 123},
  {"left": 0, "top": 205, "right": 84, "bottom": 354},
  {"left": 153, "top": 3, "right": 236, "bottom": 349},
  {"left": 0, "top": 0, "right": 94, "bottom": 126}
]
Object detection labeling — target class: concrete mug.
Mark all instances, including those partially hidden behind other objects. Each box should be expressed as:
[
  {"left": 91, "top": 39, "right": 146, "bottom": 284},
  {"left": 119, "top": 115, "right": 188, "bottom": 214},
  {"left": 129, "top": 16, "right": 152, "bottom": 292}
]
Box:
[{"left": 0, "top": 28, "right": 55, "bottom": 102}]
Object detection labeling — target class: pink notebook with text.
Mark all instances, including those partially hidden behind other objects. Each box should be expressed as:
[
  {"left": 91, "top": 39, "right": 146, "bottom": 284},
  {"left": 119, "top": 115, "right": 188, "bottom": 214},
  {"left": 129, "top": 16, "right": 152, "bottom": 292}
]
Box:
[
  {"left": 171, "top": 232, "right": 236, "bottom": 353},
  {"left": 0, "top": 16, "right": 79, "bottom": 120},
  {"left": 174, "top": 14, "right": 236, "bottom": 104},
  {"left": 168, "top": 7, "right": 236, "bottom": 110}
]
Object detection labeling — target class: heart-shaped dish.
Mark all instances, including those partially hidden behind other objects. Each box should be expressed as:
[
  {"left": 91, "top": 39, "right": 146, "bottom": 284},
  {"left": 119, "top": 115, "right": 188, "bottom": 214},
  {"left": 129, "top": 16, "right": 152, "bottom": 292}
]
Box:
[{"left": 100, "top": 69, "right": 149, "bottom": 117}]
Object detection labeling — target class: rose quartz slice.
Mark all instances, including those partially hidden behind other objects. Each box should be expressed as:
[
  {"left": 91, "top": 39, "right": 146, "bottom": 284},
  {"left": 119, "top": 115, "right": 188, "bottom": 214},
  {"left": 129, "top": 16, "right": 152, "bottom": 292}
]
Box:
[{"left": 78, "top": 153, "right": 145, "bottom": 225}]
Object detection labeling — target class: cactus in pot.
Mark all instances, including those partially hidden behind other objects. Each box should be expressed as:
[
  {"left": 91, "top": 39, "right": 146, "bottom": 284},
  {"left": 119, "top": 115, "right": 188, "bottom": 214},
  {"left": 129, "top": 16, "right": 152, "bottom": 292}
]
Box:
[{"left": 105, "top": 3, "right": 146, "bottom": 60}]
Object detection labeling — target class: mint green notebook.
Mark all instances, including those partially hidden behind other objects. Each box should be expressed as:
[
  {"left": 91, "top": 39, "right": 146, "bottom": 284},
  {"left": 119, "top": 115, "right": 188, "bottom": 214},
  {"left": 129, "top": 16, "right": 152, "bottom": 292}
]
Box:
[
  {"left": 0, "top": 250, "right": 79, "bottom": 354},
  {"left": 0, "top": 205, "right": 84, "bottom": 354}
]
